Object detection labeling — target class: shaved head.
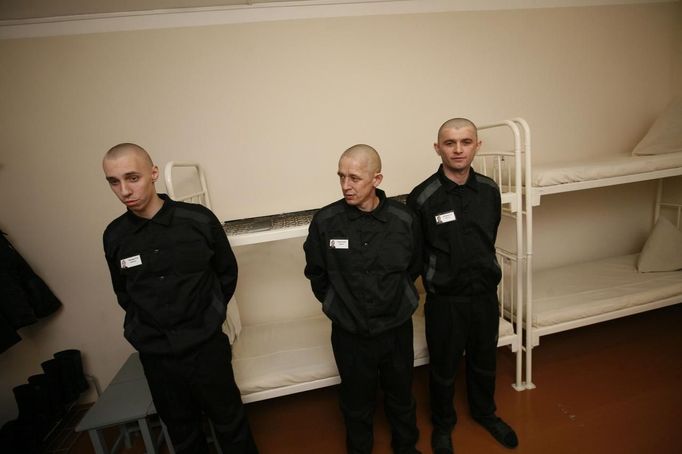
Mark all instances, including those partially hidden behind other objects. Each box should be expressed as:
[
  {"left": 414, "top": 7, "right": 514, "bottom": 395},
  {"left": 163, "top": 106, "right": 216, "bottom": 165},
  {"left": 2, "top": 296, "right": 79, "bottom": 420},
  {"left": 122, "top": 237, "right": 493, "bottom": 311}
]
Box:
[
  {"left": 337, "top": 144, "right": 383, "bottom": 212},
  {"left": 339, "top": 144, "right": 382, "bottom": 175},
  {"left": 437, "top": 118, "right": 478, "bottom": 141},
  {"left": 102, "top": 142, "right": 162, "bottom": 218},
  {"left": 104, "top": 143, "right": 153, "bottom": 167}
]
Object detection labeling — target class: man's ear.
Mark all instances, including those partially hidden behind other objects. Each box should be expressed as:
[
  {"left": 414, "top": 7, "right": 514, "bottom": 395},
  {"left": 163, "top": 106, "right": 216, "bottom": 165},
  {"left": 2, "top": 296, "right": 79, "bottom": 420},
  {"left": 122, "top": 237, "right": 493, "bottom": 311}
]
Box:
[
  {"left": 373, "top": 173, "right": 383, "bottom": 188},
  {"left": 151, "top": 165, "right": 159, "bottom": 182}
]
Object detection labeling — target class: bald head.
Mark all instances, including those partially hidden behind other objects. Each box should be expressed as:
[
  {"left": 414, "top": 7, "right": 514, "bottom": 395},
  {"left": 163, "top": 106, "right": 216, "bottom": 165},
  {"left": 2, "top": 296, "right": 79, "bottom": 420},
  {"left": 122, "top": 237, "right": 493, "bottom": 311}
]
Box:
[
  {"left": 337, "top": 144, "right": 383, "bottom": 211},
  {"left": 104, "top": 143, "right": 153, "bottom": 167},
  {"left": 339, "top": 144, "right": 382, "bottom": 175},
  {"left": 437, "top": 118, "right": 478, "bottom": 141}
]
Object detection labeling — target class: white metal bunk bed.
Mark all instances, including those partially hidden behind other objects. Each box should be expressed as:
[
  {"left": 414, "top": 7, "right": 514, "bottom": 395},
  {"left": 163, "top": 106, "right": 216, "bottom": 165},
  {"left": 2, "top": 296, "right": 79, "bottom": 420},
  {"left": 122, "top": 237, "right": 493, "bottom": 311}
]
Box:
[
  {"left": 516, "top": 113, "right": 682, "bottom": 389},
  {"left": 163, "top": 119, "right": 527, "bottom": 401}
]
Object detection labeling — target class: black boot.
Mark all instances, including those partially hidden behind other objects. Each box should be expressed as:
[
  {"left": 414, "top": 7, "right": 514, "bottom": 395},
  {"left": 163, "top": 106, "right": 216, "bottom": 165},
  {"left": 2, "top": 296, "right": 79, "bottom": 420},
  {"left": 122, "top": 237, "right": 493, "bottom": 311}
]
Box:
[
  {"left": 28, "top": 374, "right": 62, "bottom": 427},
  {"left": 13, "top": 383, "right": 51, "bottom": 441},
  {"left": 0, "top": 419, "right": 43, "bottom": 454},
  {"left": 54, "top": 349, "right": 89, "bottom": 395},
  {"left": 41, "top": 358, "right": 71, "bottom": 411}
]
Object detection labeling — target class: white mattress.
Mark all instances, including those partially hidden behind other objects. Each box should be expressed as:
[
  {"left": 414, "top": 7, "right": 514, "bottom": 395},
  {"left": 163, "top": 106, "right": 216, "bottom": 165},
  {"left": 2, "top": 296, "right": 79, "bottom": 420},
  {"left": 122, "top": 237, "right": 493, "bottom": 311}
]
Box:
[
  {"left": 530, "top": 152, "right": 682, "bottom": 187},
  {"left": 531, "top": 254, "right": 682, "bottom": 328},
  {"left": 232, "top": 314, "right": 430, "bottom": 395}
]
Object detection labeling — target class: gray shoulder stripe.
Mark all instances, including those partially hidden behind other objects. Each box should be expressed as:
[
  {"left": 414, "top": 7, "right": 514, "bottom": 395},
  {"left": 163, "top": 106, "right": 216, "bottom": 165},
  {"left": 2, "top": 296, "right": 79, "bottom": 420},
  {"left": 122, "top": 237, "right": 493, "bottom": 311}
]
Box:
[
  {"left": 416, "top": 179, "right": 441, "bottom": 207},
  {"left": 174, "top": 207, "right": 211, "bottom": 224},
  {"left": 386, "top": 204, "right": 412, "bottom": 224},
  {"left": 316, "top": 204, "right": 344, "bottom": 224},
  {"left": 475, "top": 174, "right": 499, "bottom": 191}
]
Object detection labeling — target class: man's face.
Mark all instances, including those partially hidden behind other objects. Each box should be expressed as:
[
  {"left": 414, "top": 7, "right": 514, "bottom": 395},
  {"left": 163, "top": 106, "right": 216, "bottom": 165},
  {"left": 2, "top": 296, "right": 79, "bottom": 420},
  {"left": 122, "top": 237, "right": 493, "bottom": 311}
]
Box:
[
  {"left": 434, "top": 126, "right": 481, "bottom": 175},
  {"left": 337, "top": 155, "right": 381, "bottom": 211},
  {"left": 103, "top": 152, "right": 159, "bottom": 217}
]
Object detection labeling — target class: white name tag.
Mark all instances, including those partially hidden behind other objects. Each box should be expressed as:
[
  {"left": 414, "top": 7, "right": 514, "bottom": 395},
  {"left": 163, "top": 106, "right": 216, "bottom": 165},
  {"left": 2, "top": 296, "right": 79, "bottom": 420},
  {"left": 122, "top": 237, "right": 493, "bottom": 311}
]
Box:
[
  {"left": 435, "top": 211, "right": 456, "bottom": 224},
  {"left": 329, "top": 239, "right": 349, "bottom": 249},
  {"left": 120, "top": 255, "right": 142, "bottom": 269}
]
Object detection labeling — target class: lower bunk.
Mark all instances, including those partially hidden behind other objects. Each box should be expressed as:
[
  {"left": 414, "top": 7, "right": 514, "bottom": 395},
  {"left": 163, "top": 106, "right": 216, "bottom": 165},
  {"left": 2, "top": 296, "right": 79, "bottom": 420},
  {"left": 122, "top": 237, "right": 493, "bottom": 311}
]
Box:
[
  {"left": 522, "top": 199, "right": 682, "bottom": 389},
  {"left": 232, "top": 286, "right": 521, "bottom": 404},
  {"left": 528, "top": 253, "right": 682, "bottom": 347}
]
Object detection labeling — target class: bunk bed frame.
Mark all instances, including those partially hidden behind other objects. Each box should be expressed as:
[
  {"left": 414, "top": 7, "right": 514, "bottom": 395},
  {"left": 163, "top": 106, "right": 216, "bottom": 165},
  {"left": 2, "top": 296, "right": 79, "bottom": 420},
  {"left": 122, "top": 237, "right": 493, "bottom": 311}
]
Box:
[
  {"left": 516, "top": 118, "right": 682, "bottom": 390},
  {"left": 163, "top": 120, "right": 527, "bottom": 401}
]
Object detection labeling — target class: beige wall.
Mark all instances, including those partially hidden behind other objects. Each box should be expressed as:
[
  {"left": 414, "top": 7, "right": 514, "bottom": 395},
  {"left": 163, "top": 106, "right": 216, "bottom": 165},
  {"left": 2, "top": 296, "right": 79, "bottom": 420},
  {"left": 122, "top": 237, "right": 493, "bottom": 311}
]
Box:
[{"left": 0, "top": 2, "right": 679, "bottom": 423}]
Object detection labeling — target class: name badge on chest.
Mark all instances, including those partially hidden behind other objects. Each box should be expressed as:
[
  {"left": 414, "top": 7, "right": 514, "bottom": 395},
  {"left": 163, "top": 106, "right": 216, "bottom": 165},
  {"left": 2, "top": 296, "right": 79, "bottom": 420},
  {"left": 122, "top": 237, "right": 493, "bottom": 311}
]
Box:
[
  {"left": 120, "top": 255, "right": 142, "bottom": 269},
  {"left": 329, "top": 239, "right": 349, "bottom": 249},
  {"left": 435, "top": 211, "right": 456, "bottom": 224}
]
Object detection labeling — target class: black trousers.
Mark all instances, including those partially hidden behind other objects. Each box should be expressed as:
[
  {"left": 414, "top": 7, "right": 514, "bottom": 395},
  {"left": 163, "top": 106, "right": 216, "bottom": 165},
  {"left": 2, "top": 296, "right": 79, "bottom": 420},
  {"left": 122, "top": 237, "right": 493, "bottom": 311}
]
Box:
[
  {"left": 425, "top": 292, "right": 499, "bottom": 432},
  {"left": 140, "top": 332, "right": 257, "bottom": 454},
  {"left": 331, "top": 320, "right": 419, "bottom": 454}
]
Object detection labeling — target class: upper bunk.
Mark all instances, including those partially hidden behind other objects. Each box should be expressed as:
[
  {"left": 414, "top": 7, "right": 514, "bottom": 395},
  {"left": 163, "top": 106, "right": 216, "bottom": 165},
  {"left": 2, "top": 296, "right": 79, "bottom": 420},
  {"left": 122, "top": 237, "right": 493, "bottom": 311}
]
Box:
[
  {"left": 522, "top": 98, "right": 682, "bottom": 206},
  {"left": 528, "top": 153, "right": 682, "bottom": 204}
]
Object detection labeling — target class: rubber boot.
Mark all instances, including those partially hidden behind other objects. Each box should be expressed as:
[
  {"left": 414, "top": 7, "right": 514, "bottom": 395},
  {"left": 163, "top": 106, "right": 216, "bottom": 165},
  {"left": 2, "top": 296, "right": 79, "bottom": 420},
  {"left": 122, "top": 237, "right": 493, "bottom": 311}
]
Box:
[{"left": 54, "top": 349, "right": 89, "bottom": 395}]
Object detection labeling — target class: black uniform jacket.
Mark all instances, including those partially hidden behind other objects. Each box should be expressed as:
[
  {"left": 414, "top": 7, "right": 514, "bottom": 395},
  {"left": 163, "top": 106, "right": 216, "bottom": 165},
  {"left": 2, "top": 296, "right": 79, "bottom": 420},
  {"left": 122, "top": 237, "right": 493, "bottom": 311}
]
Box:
[
  {"left": 0, "top": 230, "right": 62, "bottom": 353},
  {"left": 103, "top": 194, "right": 237, "bottom": 356},
  {"left": 407, "top": 166, "right": 502, "bottom": 297},
  {"left": 304, "top": 189, "right": 422, "bottom": 336}
]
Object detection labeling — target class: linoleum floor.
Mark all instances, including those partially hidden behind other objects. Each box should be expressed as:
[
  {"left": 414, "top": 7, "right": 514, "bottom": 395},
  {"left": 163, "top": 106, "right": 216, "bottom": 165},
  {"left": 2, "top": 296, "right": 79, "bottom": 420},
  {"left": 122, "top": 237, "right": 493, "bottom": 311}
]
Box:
[{"left": 66, "top": 304, "right": 682, "bottom": 454}]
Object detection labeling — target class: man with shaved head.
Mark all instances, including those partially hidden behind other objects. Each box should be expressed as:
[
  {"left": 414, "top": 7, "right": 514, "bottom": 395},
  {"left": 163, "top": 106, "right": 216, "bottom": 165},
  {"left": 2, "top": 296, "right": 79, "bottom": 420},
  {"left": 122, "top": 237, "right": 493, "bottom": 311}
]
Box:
[
  {"left": 102, "top": 143, "right": 258, "bottom": 454},
  {"left": 408, "top": 119, "right": 518, "bottom": 453},
  {"left": 304, "top": 144, "right": 422, "bottom": 453}
]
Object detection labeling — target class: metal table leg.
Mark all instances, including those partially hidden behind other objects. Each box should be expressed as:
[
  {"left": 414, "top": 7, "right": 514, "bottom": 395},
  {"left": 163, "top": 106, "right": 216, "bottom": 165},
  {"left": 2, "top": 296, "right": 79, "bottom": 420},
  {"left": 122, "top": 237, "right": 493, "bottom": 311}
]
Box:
[{"left": 88, "top": 428, "right": 109, "bottom": 454}]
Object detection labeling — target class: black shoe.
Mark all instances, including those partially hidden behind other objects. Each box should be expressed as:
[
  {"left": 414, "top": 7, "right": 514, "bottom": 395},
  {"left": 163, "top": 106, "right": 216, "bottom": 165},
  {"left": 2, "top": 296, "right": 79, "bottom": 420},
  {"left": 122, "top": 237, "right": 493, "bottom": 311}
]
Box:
[
  {"left": 431, "top": 429, "right": 453, "bottom": 454},
  {"left": 476, "top": 416, "right": 518, "bottom": 449}
]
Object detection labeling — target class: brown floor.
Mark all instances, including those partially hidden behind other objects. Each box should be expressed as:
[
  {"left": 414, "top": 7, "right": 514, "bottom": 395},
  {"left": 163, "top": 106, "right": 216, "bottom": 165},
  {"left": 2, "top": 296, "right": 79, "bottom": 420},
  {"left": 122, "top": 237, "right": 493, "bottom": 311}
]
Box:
[{"left": 67, "top": 304, "right": 682, "bottom": 454}]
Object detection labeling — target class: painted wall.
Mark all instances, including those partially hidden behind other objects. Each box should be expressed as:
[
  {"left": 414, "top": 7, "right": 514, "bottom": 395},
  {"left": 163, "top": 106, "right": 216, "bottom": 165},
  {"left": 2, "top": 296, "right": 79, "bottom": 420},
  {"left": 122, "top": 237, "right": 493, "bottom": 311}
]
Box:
[{"left": 0, "top": 2, "right": 680, "bottom": 423}]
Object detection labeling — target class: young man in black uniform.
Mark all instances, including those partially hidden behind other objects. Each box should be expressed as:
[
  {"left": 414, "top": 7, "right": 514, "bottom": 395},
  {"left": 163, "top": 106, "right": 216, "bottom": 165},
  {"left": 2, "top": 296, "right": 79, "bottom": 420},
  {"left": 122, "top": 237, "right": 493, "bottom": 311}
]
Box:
[
  {"left": 102, "top": 143, "right": 257, "bottom": 454},
  {"left": 304, "top": 144, "right": 422, "bottom": 454},
  {"left": 407, "top": 119, "right": 518, "bottom": 453}
]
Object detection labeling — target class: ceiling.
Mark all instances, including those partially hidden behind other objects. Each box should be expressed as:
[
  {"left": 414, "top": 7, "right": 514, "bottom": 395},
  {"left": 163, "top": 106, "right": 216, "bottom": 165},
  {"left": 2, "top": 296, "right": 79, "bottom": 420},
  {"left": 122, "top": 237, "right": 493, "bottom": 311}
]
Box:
[{"left": 0, "top": 0, "right": 337, "bottom": 21}]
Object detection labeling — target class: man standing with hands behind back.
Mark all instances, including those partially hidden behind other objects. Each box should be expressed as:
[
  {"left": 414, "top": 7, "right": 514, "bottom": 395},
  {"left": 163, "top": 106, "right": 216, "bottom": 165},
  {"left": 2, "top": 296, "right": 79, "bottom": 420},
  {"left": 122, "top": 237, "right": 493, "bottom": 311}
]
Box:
[
  {"left": 304, "top": 144, "right": 422, "bottom": 454},
  {"left": 101, "top": 143, "right": 257, "bottom": 454},
  {"left": 407, "top": 119, "right": 518, "bottom": 453}
]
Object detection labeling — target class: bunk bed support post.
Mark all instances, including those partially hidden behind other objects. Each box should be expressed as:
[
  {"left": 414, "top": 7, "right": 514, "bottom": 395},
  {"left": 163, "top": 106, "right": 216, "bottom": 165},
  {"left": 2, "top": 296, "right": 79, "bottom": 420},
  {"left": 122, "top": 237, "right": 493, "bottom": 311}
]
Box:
[
  {"left": 654, "top": 179, "right": 663, "bottom": 222},
  {"left": 478, "top": 119, "right": 526, "bottom": 391},
  {"left": 512, "top": 118, "right": 536, "bottom": 390},
  {"left": 506, "top": 120, "right": 525, "bottom": 391}
]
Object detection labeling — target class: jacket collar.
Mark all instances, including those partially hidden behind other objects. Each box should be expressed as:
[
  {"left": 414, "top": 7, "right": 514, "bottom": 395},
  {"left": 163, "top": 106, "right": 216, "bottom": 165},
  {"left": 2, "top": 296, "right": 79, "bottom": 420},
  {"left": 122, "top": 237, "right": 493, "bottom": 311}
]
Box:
[
  {"left": 345, "top": 188, "right": 389, "bottom": 222},
  {"left": 436, "top": 164, "right": 480, "bottom": 193},
  {"left": 124, "top": 193, "right": 174, "bottom": 230}
]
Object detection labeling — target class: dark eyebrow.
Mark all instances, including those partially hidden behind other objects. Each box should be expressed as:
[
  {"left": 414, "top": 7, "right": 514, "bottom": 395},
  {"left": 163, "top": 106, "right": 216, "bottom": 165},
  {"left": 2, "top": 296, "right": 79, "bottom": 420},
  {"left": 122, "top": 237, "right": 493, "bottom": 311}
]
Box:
[{"left": 106, "top": 171, "right": 141, "bottom": 181}]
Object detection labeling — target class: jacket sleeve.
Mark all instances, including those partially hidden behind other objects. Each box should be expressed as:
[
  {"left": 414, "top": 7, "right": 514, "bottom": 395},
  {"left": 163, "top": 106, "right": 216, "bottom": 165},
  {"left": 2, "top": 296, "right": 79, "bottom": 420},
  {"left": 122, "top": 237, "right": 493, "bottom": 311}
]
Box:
[
  {"left": 303, "top": 218, "right": 329, "bottom": 303},
  {"left": 209, "top": 213, "right": 238, "bottom": 305}
]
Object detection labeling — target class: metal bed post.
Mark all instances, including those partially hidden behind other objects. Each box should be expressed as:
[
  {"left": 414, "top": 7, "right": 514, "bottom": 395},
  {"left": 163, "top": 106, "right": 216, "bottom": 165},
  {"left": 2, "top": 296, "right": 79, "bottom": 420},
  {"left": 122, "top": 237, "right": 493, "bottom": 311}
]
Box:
[
  {"left": 164, "top": 161, "right": 212, "bottom": 209},
  {"left": 511, "top": 118, "right": 535, "bottom": 390},
  {"left": 478, "top": 119, "right": 525, "bottom": 391},
  {"left": 508, "top": 119, "right": 525, "bottom": 391},
  {"left": 654, "top": 179, "right": 663, "bottom": 222}
]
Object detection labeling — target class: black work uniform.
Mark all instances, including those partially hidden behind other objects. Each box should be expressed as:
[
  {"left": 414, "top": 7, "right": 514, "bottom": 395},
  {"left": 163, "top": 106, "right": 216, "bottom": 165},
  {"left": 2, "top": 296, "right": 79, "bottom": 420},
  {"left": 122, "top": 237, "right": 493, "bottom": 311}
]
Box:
[
  {"left": 407, "top": 166, "right": 502, "bottom": 432},
  {"left": 304, "top": 189, "right": 422, "bottom": 454},
  {"left": 103, "top": 194, "right": 257, "bottom": 454}
]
